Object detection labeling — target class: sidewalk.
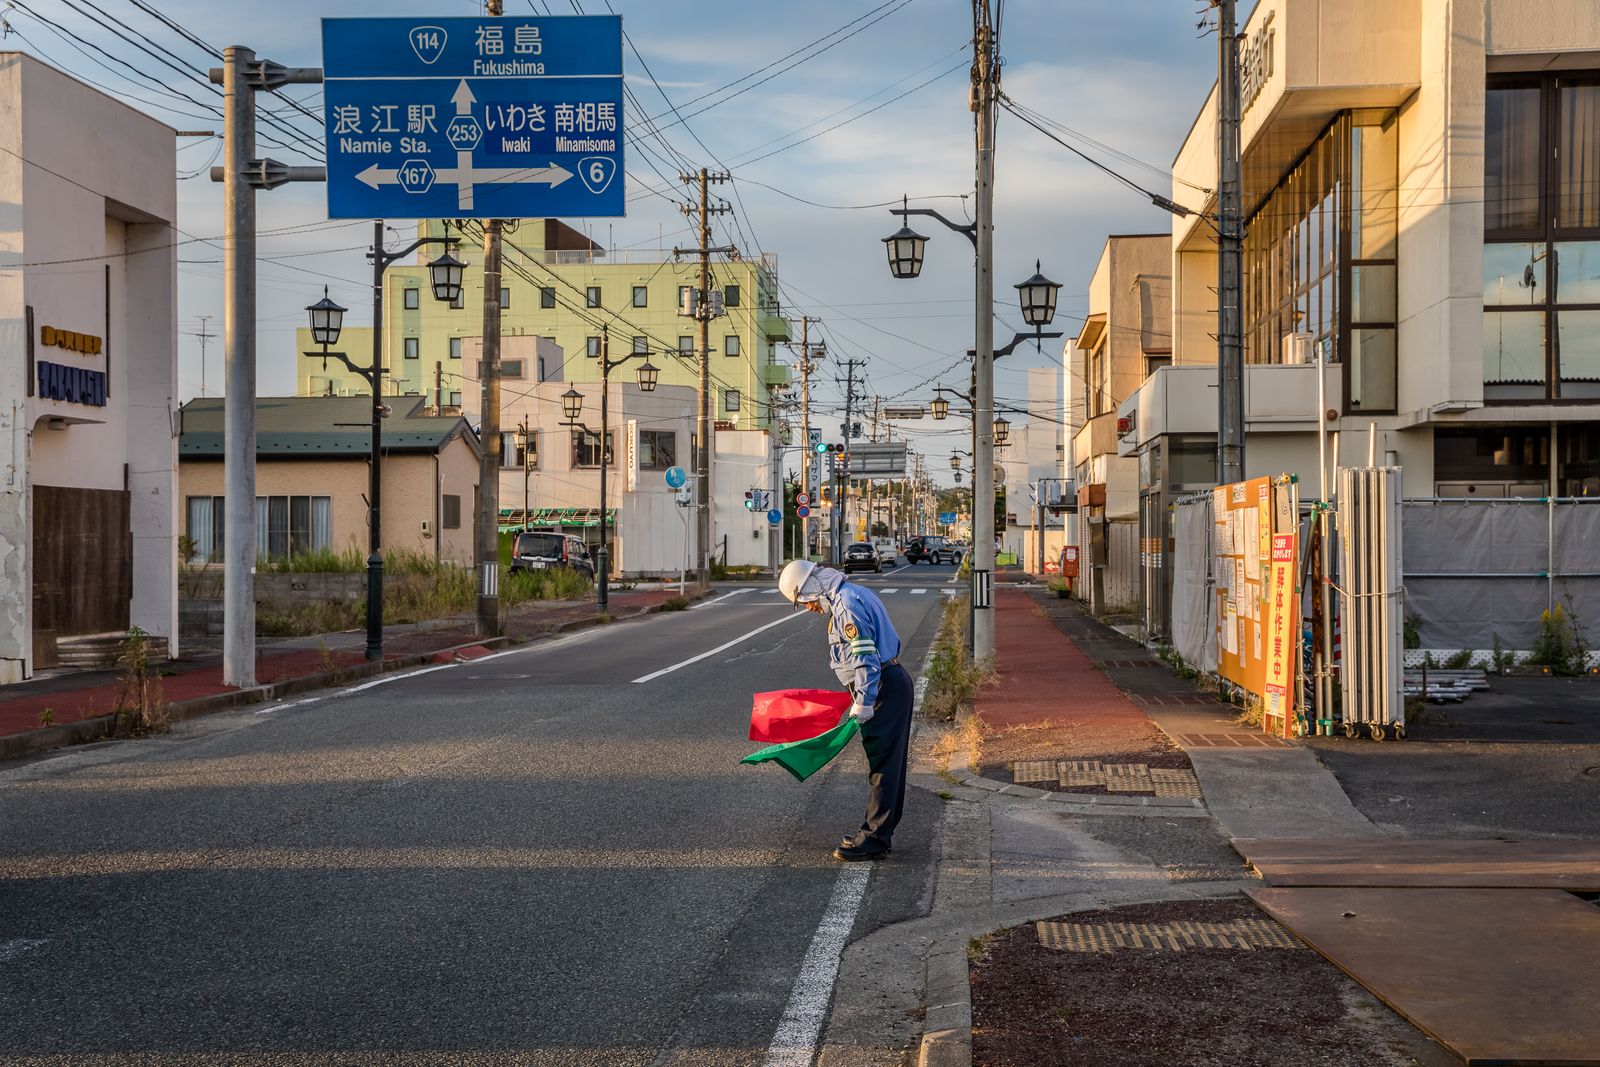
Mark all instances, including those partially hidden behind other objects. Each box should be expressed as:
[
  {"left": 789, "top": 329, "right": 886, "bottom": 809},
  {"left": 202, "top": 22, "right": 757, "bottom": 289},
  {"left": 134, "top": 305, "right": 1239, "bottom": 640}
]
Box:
[
  {"left": 873, "top": 587, "right": 1458, "bottom": 1067},
  {"left": 0, "top": 587, "right": 689, "bottom": 757}
]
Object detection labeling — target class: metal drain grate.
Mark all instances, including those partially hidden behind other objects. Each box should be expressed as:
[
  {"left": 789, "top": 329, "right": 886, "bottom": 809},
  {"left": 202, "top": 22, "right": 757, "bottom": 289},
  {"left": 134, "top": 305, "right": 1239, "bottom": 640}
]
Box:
[
  {"left": 1036, "top": 918, "right": 1304, "bottom": 953},
  {"left": 1096, "top": 659, "right": 1162, "bottom": 669}
]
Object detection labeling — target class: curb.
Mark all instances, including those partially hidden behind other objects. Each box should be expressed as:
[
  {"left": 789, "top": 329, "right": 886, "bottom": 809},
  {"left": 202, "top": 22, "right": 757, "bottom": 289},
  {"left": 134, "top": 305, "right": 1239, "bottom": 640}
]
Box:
[{"left": 0, "top": 592, "right": 705, "bottom": 763}]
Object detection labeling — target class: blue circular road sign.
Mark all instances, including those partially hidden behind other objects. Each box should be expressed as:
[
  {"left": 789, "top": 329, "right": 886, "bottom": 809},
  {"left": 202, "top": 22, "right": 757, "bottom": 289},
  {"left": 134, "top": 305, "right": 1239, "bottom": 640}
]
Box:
[
  {"left": 767, "top": 508, "right": 783, "bottom": 525},
  {"left": 664, "top": 465, "right": 687, "bottom": 488},
  {"left": 797, "top": 505, "right": 811, "bottom": 518}
]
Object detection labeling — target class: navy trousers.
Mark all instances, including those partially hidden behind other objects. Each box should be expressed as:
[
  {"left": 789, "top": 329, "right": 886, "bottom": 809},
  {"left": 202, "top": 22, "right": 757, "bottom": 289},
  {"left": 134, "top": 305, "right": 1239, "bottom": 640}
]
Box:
[{"left": 855, "top": 662, "right": 915, "bottom": 847}]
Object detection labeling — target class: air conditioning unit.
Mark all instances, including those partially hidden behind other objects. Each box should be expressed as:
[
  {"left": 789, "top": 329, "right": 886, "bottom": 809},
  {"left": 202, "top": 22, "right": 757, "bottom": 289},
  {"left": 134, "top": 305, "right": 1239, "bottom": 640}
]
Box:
[{"left": 1282, "top": 332, "right": 1314, "bottom": 365}]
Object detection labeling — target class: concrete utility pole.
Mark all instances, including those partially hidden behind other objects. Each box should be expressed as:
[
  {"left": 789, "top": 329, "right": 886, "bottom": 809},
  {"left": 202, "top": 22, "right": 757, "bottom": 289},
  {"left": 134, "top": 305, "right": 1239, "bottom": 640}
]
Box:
[
  {"left": 792, "top": 315, "right": 824, "bottom": 558},
  {"left": 1216, "top": 0, "right": 1246, "bottom": 484},
  {"left": 835, "top": 357, "right": 866, "bottom": 563},
  {"left": 972, "top": 5, "right": 999, "bottom": 661},
  {"left": 475, "top": 0, "right": 506, "bottom": 636},
  {"left": 675, "top": 168, "right": 732, "bottom": 586},
  {"left": 209, "top": 47, "right": 323, "bottom": 689}
]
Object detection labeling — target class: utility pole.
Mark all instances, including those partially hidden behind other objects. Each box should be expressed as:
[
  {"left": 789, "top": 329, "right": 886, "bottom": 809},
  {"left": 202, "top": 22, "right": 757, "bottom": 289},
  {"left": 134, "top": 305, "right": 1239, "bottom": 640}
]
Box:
[
  {"left": 675, "top": 168, "right": 732, "bottom": 586},
  {"left": 791, "top": 315, "right": 824, "bottom": 558},
  {"left": 475, "top": 0, "right": 506, "bottom": 635},
  {"left": 209, "top": 47, "right": 324, "bottom": 689},
  {"left": 972, "top": 3, "right": 999, "bottom": 661},
  {"left": 835, "top": 357, "right": 866, "bottom": 563},
  {"left": 188, "top": 315, "right": 213, "bottom": 397},
  {"left": 1216, "top": 0, "right": 1246, "bottom": 484}
]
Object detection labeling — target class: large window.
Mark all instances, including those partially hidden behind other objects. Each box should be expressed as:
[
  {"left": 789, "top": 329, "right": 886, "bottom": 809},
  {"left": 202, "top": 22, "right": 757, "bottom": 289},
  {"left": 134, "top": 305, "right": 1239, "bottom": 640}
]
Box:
[
  {"left": 1241, "top": 110, "right": 1397, "bottom": 412},
  {"left": 639, "top": 430, "right": 676, "bottom": 470},
  {"left": 1485, "top": 74, "right": 1600, "bottom": 400},
  {"left": 185, "top": 495, "right": 225, "bottom": 562},
  {"left": 572, "top": 429, "right": 614, "bottom": 468},
  {"left": 253, "top": 495, "right": 332, "bottom": 561}
]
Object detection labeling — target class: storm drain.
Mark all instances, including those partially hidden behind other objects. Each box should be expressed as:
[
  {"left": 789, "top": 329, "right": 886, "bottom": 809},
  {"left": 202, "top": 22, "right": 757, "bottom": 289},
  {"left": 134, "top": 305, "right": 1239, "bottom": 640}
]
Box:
[{"left": 1035, "top": 918, "right": 1304, "bottom": 953}]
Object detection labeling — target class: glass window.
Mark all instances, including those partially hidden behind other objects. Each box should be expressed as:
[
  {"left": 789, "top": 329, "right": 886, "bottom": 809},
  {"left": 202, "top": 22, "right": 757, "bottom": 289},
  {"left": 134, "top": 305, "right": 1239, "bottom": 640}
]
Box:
[
  {"left": 1349, "top": 328, "right": 1397, "bottom": 411},
  {"left": 449, "top": 337, "right": 462, "bottom": 360},
  {"left": 1483, "top": 311, "right": 1549, "bottom": 395},
  {"left": 501, "top": 359, "right": 525, "bottom": 380},
  {"left": 1484, "top": 243, "right": 1547, "bottom": 306},
  {"left": 403, "top": 288, "right": 420, "bottom": 310},
  {"left": 1485, "top": 86, "right": 1542, "bottom": 233},
  {"left": 639, "top": 430, "right": 676, "bottom": 470},
  {"left": 632, "top": 285, "right": 648, "bottom": 308},
  {"left": 443, "top": 495, "right": 461, "bottom": 529},
  {"left": 1351, "top": 265, "right": 1398, "bottom": 323},
  {"left": 1558, "top": 309, "right": 1600, "bottom": 397},
  {"left": 540, "top": 287, "right": 556, "bottom": 309},
  {"left": 678, "top": 335, "right": 693, "bottom": 354},
  {"left": 632, "top": 335, "right": 648, "bottom": 355},
  {"left": 403, "top": 337, "right": 419, "bottom": 360},
  {"left": 724, "top": 284, "right": 740, "bottom": 307},
  {"left": 572, "top": 429, "right": 613, "bottom": 468},
  {"left": 451, "top": 289, "right": 464, "bottom": 310},
  {"left": 254, "top": 496, "right": 330, "bottom": 560},
  {"left": 724, "top": 388, "right": 740, "bottom": 413},
  {"left": 586, "top": 286, "right": 601, "bottom": 308},
  {"left": 586, "top": 336, "right": 601, "bottom": 359},
  {"left": 499, "top": 287, "right": 511, "bottom": 309},
  {"left": 724, "top": 335, "right": 740, "bottom": 357},
  {"left": 185, "top": 495, "right": 225, "bottom": 562},
  {"left": 449, "top": 390, "right": 462, "bottom": 407},
  {"left": 1558, "top": 82, "right": 1600, "bottom": 230},
  {"left": 1555, "top": 241, "right": 1600, "bottom": 302}
]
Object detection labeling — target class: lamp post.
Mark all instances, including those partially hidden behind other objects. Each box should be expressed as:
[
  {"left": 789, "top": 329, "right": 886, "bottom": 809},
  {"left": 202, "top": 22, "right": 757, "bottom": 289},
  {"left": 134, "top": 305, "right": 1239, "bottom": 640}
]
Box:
[
  {"left": 560, "top": 327, "right": 658, "bottom": 614},
  {"left": 304, "top": 226, "right": 464, "bottom": 662},
  {"left": 517, "top": 417, "right": 532, "bottom": 531},
  {"left": 884, "top": 196, "right": 1064, "bottom": 660}
]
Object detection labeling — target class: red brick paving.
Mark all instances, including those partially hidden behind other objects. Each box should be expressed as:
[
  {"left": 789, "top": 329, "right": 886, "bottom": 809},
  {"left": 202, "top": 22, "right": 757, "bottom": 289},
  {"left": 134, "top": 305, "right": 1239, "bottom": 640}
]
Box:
[
  {"left": 0, "top": 589, "right": 682, "bottom": 741},
  {"left": 977, "top": 587, "right": 1158, "bottom": 732}
]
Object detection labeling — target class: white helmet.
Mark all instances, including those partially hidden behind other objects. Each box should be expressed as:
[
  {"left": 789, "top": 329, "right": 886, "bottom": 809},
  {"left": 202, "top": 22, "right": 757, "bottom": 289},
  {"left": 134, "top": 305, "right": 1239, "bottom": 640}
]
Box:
[{"left": 779, "top": 559, "right": 817, "bottom": 605}]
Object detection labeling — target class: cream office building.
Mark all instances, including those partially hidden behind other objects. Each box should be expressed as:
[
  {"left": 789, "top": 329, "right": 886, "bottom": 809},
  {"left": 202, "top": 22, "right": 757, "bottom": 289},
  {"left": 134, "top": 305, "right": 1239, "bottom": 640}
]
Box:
[{"left": 1123, "top": 0, "right": 1600, "bottom": 500}]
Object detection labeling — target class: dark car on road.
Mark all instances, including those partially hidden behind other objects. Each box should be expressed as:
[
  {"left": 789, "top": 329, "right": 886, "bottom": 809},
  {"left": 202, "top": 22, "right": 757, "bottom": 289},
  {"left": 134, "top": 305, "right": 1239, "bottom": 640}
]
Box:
[
  {"left": 842, "top": 541, "right": 883, "bottom": 573},
  {"left": 904, "top": 536, "right": 961, "bottom": 565},
  {"left": 509, "top": 531, "right": 596, "bottom": 579}
]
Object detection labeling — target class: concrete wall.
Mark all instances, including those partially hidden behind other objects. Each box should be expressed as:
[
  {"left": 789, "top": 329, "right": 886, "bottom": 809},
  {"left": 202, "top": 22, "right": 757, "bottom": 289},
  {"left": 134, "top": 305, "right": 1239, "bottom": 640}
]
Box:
[{"left": 0, "top": 54, "right": 177, "bottom": 681}]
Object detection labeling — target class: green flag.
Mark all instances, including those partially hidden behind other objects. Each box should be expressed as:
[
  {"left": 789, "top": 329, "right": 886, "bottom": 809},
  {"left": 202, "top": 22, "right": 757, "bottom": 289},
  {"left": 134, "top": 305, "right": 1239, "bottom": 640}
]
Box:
[{"left": 740, "top": 716, "right": 860, "bottom": 782}]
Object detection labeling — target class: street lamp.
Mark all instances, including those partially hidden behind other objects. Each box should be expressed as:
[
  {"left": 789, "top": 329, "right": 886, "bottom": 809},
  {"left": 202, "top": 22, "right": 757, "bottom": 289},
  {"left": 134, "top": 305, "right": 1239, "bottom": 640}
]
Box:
[
  {"left": 305, "top": 223, "right": 465, "bottom": 663},
  {"left": 517, "top": 418, "right": 533, "bottom": 534},
  {"left": 930, "top": 396, "right": 950, "bottom": 421},
  {"left": 881, "top": 198, "right": 929, "bottom": 279},
  {"left": 993, "top": 415, "right": 1011, "bottom": 446},
  {"left": 561, "top": 327, "right": 658, "bottom": 614},
  {"left": 1015, "top": 260, "right": 1062, "bottom": 330}
]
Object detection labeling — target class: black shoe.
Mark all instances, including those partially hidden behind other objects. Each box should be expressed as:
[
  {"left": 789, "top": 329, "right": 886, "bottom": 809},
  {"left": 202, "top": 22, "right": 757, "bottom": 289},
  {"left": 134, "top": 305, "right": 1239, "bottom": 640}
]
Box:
[{"left": 833, "top": 840, "right": 891, "bottom": 862}]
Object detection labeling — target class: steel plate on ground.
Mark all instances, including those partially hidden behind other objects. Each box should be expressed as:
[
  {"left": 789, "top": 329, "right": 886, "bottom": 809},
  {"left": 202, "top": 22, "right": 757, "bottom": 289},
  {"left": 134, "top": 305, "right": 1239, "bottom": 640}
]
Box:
[
  {"left": 1235, "top": 837, "right": 1600, "bottom": 890},
  {"left": 1248, "top": 886, "right": 1600, "bottom": 1065}
]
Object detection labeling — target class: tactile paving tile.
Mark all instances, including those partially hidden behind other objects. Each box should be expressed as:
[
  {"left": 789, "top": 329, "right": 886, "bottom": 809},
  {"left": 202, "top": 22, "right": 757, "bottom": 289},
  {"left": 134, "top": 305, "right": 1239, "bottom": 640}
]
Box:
[
  {"left": 1035, "top": 918, "right": 1304, "bottom": 953},
  {"left": 1102, "top": 763, "right": 1153, "bottom": 792},
  {"left": 1056, "top": 760, "right": 1105, "bottom": 787},
  {"left": 1148, "top": 768, "right": 1203, "bottom": 798},
  {"left": 1012, "top": 760, "right": 1059, "bottom": 783}
]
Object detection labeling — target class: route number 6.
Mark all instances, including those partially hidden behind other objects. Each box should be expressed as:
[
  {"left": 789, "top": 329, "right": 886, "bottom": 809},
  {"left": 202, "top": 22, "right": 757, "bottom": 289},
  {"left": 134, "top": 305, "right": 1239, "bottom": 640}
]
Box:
[{"left": 576, "top": 155, "right": 616, "bottom": 195}]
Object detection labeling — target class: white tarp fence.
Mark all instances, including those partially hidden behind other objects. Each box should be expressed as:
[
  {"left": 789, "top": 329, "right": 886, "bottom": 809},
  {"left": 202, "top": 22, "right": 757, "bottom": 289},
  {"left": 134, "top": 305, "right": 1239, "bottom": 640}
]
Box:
[{"left": 1170, "top": 494, "right": 1217, "bottom": 673}]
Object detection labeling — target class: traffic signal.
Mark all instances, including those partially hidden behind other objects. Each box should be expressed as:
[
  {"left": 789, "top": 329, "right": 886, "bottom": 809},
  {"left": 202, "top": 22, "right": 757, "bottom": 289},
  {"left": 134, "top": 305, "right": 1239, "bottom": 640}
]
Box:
[
  {"left": 743, "top": 490, "right": 755, "bottom": 511},
  {"left": 815, "top": 442, "right": 846, "bottom": 455}
]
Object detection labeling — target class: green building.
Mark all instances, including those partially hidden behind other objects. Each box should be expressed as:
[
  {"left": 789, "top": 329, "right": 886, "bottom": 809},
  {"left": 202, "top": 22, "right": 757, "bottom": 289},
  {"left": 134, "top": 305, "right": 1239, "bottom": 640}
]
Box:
[{"left": 295, "top": 219, "right": 791, "bottom": 430}]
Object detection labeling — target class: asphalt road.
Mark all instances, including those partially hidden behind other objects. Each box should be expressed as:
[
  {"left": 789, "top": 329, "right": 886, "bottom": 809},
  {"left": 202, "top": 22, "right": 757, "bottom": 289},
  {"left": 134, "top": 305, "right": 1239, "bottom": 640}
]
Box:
[{"left": 0, "top": 563, "right": 960, "bottom": 1065}]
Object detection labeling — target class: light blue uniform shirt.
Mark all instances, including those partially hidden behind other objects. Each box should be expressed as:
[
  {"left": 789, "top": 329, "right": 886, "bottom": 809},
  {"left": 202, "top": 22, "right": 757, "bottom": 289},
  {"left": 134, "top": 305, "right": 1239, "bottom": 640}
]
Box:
[{"left": 824, "top": 582, "right": 902, "bottom": 707}]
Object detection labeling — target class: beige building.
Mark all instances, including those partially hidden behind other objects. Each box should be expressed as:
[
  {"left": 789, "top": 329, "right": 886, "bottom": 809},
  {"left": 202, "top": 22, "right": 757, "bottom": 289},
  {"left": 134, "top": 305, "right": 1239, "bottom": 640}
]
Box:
[
  {"left": 178, "top": 397, "right": 481, "bottom": 567},
  {"left": 1067, "top": 235, "right": 1171, "bottom": 614}
]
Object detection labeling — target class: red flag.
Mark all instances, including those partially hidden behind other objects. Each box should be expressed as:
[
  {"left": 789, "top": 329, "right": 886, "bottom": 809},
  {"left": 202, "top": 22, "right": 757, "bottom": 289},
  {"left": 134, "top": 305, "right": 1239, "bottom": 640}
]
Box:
[{"left": 749, "top": 689, "right": 853, "bottom": 744}]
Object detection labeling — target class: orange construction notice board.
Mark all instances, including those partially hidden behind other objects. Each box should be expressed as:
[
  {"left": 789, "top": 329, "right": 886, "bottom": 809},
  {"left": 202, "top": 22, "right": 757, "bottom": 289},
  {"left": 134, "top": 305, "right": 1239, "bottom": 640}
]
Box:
[{"left": 1212, "top": 477, "right": 1298, "bottom": 733}]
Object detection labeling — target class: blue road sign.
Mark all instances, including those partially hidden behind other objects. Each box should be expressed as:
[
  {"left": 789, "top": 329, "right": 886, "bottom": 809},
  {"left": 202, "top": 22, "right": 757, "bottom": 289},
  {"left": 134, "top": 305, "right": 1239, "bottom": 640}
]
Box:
[
  {"left": 322, "top": 16, "right": 624, "bottom": 219},
  {"left": 767, "top": 508, "right": 783, "bottom": 525},
  {"left": 664, "top": 465, "right": 687, "bottom": 489},
  {"left": 797, "top": 505, "right": 811, "bottom": 519},
  {"left": 938, "top": 511, "right": 958, "bottom": 524}
]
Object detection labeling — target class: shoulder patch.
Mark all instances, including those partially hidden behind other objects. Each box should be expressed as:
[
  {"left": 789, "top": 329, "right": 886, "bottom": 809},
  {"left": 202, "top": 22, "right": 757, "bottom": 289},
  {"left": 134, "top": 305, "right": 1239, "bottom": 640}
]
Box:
[{"left": 842, "top": 621, "right": 859, "bottom": 641}]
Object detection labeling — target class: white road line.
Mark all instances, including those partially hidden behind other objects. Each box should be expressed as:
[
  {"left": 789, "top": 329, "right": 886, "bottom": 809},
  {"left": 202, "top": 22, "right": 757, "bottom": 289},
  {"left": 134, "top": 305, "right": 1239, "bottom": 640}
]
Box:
[
  {"left": 941, "top": 588, "right": 959, "bottom": 597},
  {"left": 694, "top": 588, "right": 753, "bottom": 609},
  {"left": 761, "top": 864, "right": 871, "bottom": 1067},
  {"left": 877, "top": 564, "right": 908, "bottom": 577},
  {"left": 879, "top": 588, "right": 899, "bottom": 595},
  {"left": 911, "top": 588, "right": 929, "bottom": 595},
  {"left": 630, "top": 611, "right": 808, "bottom": 684}
]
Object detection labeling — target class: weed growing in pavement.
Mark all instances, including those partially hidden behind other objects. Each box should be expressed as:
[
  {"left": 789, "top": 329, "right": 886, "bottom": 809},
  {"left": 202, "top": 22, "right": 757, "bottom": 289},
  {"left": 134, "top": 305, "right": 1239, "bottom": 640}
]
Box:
[
  {"left": 1529, "top": 593, "right": 1591, "bottom": 676},
  {"left": 937, "top": 789, "right": 955, "bottom": 801},
  {"left": 317, "top": 640, "right": 338, "bottom": 676},
  {"left": 113, "top": 627, "right": 167, "bottom": 737},
  {"left": 966, "top": 934, "right": 995, "bottom": 964},
  {"left": 1492, "top": 634, "right": 1516, "bottom": 674},
  {"left": 922, "top": 594, "right": 994, "bottom": 722},
  {"left": 38, "top": 707, "right": 54, "bottom": 727},
  {"left": 257, "top": 601, "right": 361, "bottom": 638},
  {"left": 658, "top": 596, "right": 690, "bottom": 612}
]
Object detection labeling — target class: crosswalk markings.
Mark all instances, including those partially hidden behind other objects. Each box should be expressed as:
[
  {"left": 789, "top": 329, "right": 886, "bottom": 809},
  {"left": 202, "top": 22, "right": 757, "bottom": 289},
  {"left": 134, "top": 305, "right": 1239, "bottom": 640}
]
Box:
[
  {"left": 880, "top": 588, "right": 899, "bottom": 594},
  {"left": 911, "top": 588, "right": 928, "bottom": 595}
]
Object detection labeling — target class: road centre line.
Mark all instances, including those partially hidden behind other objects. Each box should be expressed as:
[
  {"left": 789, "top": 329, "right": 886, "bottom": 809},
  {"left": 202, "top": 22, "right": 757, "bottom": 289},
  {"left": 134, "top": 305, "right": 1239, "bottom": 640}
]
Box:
[{"left": 630, "top": 611, "right": 808, "bottom": 683}]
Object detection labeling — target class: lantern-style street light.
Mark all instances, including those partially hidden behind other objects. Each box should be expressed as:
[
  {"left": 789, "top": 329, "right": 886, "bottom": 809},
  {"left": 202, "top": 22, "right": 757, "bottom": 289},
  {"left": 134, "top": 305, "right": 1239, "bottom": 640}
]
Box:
[
  {"left": 306, "top": 288, "right": 345, "bottom": 347},
  {"left": 930, "top": 396, "right": 950, "bottom": 421},
  {"left": 1015, "top": 259, "right": 1062, "bottom": 329},
  {"left": 993, "top": 415, "right": 1011, "bottom": 446},
  {"left": 881, "top": 198, "right": 930, "bottom": 279},
  {"left": 427, "top": 250, "right": 466, "bottom": 304}
]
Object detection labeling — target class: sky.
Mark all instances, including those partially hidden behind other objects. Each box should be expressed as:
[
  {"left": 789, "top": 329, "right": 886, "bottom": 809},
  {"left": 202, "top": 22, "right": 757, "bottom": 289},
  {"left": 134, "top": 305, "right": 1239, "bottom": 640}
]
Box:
[{"left": 1, "top": 0, "right": 1220, "bottom": 485}]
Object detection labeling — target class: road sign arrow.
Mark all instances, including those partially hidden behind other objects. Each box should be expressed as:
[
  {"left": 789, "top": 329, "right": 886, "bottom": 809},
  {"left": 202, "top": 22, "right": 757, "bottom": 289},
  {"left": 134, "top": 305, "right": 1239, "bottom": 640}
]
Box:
[
  {"left": 437, "top": 162, "right": 573, "bottom": 188},
  {"left": 450, "top": 79, "right": 476, "bottom": 115},
  {"left": 355, "top": 164, "right": 399, "bottom": 189}
]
